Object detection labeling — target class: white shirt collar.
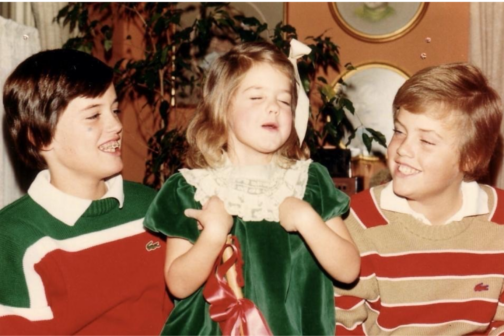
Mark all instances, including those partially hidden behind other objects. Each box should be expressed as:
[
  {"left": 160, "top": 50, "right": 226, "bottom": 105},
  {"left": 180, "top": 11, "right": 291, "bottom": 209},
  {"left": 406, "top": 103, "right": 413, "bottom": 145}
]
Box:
[
  {"left": 380, "top": 180, "right": 489, "bottom": 225},
  {"left": 28, "top": 170, "right": 124, "bottom": 226}
]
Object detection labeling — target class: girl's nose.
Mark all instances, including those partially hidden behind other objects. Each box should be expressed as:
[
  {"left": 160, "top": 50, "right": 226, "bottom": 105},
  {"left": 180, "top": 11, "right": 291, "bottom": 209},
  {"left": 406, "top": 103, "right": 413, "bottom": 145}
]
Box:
[{"left": 268, "top": 99, "right": 280, "bottom": 114}]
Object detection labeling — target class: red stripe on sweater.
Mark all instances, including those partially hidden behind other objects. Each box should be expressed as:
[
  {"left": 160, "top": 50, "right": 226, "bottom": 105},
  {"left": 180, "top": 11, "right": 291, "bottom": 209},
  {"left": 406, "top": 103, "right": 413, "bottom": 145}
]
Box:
[
  {"left": 368, "top": 298, "right": 382, "bottom": 312},
  {"left": 351, "top": 189, "right": 388, "bottom": 229},
  {"left": 361, "top": 252, "right": 504, "bottom": 278},
  {"left": 485, "top": 320, "right": 504, "bottom": 334},
  {"left": 335, "top": 296, "right": 364, "bottom": 310},
  {"left": 335, "top": 323, "right": 365, "bottom": 336},
  {"left": 377, "top": 300, "right": 496, "bottom": 330},
  {"left": 490, "top": 188, "right": 504, "bottom": 225}
]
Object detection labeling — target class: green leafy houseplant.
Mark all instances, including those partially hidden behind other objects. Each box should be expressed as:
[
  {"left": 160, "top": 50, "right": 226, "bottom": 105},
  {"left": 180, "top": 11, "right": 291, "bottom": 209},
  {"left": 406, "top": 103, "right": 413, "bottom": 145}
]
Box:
[{"left": 56, "top": 2, "right": 385, "bottom": 188}]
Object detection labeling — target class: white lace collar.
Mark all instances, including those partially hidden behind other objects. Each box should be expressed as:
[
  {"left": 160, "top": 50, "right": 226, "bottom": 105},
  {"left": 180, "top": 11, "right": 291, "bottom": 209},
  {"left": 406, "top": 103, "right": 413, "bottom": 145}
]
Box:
[{"left": 179, "top": 159, "right": 312, "bottom": 222}]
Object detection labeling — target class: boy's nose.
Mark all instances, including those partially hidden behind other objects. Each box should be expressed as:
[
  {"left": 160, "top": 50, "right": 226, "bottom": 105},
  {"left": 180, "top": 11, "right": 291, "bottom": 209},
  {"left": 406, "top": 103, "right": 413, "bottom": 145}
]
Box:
[
  {"left": 108, "top": 112, "right": 123, "bottom": 134},
  {"left": 396, "top": 139, "right": 413, "bottom": 157}
]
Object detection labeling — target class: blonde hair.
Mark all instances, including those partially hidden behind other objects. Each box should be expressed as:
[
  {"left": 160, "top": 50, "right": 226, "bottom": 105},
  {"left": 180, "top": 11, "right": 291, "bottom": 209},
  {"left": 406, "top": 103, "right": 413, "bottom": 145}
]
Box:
[
  {"left": 185, "top": 41, "right": 309, "bottom": 169},
  {"left": 393, "top": 63, "right": 503, "bottom": 181}
]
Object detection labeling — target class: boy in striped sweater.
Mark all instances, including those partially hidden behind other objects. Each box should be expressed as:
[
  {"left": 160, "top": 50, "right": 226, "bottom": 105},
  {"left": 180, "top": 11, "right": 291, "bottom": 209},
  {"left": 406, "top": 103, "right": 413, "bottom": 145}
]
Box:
[
  {"left": 0, "top": 49, "right": 171, "bottom": 334},
  {"left": 335, "top": 63, "right": 504, "bottom": 335}
]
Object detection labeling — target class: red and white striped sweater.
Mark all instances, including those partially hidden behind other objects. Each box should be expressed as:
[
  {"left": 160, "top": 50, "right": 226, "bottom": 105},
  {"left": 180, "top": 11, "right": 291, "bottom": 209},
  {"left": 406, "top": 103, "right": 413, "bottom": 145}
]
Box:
[{"left": 335, "top": 183, "right": 504, "bottom": 336}]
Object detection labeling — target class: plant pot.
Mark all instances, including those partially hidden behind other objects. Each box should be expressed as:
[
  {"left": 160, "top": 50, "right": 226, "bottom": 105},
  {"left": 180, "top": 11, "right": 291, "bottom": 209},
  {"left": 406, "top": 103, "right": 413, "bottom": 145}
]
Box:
[{"left": 313, "top": 148, "right": 351, "bottom": 178}]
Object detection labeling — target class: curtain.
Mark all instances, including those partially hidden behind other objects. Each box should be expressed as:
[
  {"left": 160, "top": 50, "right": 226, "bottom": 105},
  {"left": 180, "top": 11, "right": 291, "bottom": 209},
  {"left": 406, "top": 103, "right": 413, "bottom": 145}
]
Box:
[
  {"left": 0, "top": 16, "right": 41, "bottom": 208},
  {"left": 31, "top": 2, "right": 70, "bottom": 50},
  {"left": 5, "top": 2, "right": 35, "bottom": 27},
  {"left": 0, "top": 2, "right": 69, "bottom": 50},
  {"left": 469, "top": 2, "right": 504, "bottom": 188}
]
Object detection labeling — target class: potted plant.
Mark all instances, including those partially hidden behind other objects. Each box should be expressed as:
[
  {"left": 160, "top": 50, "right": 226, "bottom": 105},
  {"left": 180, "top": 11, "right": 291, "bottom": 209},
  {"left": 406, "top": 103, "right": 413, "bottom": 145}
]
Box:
[{"left": 56, "top": 2, "right": 386, "bottom": 187}]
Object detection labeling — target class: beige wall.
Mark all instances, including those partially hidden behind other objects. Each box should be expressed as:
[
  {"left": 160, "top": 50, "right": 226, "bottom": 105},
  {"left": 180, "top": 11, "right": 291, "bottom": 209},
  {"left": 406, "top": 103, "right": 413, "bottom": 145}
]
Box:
[{"left": 286, "top": 2, "right": 470, "bottom": 79}]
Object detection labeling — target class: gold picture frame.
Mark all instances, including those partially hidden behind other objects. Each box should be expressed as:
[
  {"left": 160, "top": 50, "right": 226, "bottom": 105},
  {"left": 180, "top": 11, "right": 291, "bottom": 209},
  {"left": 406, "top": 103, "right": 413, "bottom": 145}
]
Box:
[
  {"left": 330, "top": 2, "right": 429, "bottom": 43},
  {"left": 334, "top": 62, "right": 409, "bottom": 156}
]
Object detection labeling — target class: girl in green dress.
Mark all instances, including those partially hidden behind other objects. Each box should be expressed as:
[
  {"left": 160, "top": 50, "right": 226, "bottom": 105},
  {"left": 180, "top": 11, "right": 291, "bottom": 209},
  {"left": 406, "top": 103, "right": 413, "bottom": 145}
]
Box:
[{"left": 144, "top": 40, "right": 360, "bottom": 335}]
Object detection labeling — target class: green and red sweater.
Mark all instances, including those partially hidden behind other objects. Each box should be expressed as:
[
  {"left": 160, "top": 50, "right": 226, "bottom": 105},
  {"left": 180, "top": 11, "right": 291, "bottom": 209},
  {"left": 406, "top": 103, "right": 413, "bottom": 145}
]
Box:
[
  {"left": 335, "top": 183, "right": 504, "bottom": 336},
  {"left": 0, "top": 171, "right": 171, "bottom": 335}
]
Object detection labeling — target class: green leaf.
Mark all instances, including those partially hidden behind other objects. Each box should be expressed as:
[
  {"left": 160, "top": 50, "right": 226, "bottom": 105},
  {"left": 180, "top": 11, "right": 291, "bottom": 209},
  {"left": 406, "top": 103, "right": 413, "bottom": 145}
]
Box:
[
  {"left": 362, "top": 133, "right": 373, "bottom": 154},
  {"left": 103, "top": 39, "right": 113, "bottom": 52},
  {"left": 317, "top": 76, "right": 328, "bottom": 84},
  {"left": 334, "top": 107, "right": 345, "bottom": 124},
  {"left": 342, "top": 98, "right": 355, "bottom": 114},
  {"left": 160, "top": 47, "right": 168, "bottom": 65},
  {"left": 320, "top": 84, "right": 335, "bottom": 100},
  {"left": 159, "top": 100, "right": 169, "bottom": 122},
  {"left": 100, "top": 25, "right": 112, "bottom": 39},
  {"left": 366, "top": 128, "right": 388, "bottom": 148},
  {"left": 99, "top": 2, "right": 110, "bottom": 11},
  {"left": 344, "top": 62, "right": 356, "bottom": 71},
  {"left": 346, "top": 129, "right": 357, "bottom": 146},
  {"left": 281, "top": 24, "right": 296, "bottom": 33}
]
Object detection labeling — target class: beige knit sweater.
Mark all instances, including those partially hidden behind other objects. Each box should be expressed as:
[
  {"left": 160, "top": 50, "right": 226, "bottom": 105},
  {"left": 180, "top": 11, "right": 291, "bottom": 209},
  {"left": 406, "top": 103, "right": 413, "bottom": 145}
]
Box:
[{"left": 335, "top": 184, "right": 504, "bottom": 336}]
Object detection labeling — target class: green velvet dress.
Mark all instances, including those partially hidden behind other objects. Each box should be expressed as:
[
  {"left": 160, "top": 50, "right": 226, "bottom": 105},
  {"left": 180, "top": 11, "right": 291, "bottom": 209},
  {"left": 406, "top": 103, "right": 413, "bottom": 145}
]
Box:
[{"left": 144, "top": 161, "right": 349, "bottom": 335}]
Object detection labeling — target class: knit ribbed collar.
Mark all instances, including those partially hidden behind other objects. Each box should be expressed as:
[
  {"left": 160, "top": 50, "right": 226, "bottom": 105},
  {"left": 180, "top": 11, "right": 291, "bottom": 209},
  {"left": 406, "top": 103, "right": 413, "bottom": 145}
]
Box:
[
  {"left": 380, "top": 181, "right": 488, "bottom": 225},
  {"left": 28, "top": 170, "right": 124, "bottom": 226}
]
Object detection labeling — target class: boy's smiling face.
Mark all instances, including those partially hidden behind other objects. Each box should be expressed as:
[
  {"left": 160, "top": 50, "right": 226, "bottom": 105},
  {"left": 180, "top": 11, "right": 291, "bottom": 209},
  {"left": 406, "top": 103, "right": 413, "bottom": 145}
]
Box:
[
  {"left": 42, "top": 84, "right": 123, "bottom": 191},
  {"left": 388, "top": 106, "right": 465, "bottom": 204}
]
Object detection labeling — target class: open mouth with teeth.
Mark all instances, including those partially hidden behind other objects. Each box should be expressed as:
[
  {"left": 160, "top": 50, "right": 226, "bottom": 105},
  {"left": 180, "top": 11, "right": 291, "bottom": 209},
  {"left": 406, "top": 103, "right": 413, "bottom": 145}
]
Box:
[
  {"left": 262, "top": 123, "right": 278, "bottom": 130},
  {"left": 397, "top": 164, "right": 421, "bottom": 175},
  {"left": 99, "top": 140, "right": 121, "bottom": 153}
]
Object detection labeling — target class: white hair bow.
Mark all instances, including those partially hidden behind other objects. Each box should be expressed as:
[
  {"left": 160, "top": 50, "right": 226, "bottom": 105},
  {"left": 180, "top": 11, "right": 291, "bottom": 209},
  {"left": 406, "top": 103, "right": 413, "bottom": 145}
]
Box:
[{"left": 288, "top": 39, "right": 312, "bottom": 146}]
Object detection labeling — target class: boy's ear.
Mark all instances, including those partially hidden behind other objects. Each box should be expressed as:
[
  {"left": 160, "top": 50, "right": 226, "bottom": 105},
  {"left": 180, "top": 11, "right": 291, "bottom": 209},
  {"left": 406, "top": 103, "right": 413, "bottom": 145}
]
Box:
[
  {"left": 40, "top": 143, "right": 54, "bottom": 151},
  {"left": 27, "top": 129, "right": 53, "bottom": 151},
  {"left": 40, "top": 138, "right": 54, "bottom": 151},
  {"left": 461, "top": 158, "right": 476, "bottom": 177}
]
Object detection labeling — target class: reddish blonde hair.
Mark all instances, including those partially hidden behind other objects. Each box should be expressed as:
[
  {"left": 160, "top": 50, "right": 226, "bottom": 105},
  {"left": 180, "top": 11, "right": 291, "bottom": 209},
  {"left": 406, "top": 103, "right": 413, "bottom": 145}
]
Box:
[
  {"left": 185, "top": 41, "right": 309, "bottom": 169},
  {"left": 393, "top": 63, "right": 502, "bottom": 181}
]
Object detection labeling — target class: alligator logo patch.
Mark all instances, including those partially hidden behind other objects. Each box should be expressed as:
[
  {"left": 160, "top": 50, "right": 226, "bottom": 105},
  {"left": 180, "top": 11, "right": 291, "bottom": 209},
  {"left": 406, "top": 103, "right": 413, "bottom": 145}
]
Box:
[
  {"left": 474, "top": 282, "right": 489, "bottom": 292},
  {"left": 146, "top": 240, "right": 161, "bottom": 252}
]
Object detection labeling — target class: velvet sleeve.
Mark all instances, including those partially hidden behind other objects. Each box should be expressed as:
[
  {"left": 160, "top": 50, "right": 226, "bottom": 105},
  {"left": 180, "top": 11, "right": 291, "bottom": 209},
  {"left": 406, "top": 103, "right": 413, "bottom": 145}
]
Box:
[
  {"left": 144, "top": 173, "right": 202, "bottom": 244},
  {"left": 303, "top": 162, "right": 350, "bottom": 221}
]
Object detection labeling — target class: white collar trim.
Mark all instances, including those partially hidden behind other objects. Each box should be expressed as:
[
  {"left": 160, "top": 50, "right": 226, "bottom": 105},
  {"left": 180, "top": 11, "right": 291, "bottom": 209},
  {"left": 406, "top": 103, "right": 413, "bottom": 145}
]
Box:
[
  {"left": 380, "top": 180, "right": 488, "bottom": 225},
  {"left": 28, "top": 170, "right": 124, "bottom": 226}
]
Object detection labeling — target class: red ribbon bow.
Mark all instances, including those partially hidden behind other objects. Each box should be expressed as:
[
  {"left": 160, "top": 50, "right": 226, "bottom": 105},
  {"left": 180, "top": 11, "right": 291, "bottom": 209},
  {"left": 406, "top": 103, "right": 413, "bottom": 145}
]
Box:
[{"left": 203, "top": 236, "right": 273, "bottom": 336}]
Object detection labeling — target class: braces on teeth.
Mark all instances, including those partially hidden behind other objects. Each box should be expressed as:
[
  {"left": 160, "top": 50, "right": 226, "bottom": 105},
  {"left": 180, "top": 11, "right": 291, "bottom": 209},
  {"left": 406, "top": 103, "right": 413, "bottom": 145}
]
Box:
[{"left": 100, "top": 142, "right": 120, "bottom": 151}]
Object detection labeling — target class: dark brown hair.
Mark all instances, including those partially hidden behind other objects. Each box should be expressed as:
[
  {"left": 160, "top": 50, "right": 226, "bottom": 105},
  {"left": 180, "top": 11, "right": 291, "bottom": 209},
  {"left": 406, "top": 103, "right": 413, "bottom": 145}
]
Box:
[
  {"left": 393, "top": 63, "right": 502, "bottom": 181},
  {"left": 3, "top": 49, "right": 113, "bottom": 169},
  {"left": 185, "top": 41, "right": 309, "bottom": 169}
]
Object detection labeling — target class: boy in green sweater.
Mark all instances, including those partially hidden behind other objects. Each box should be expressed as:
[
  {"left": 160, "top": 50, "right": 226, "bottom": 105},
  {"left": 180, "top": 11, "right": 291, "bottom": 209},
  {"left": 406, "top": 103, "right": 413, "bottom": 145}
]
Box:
[
  {"left": 335, "top": 63, "right": 504, "bottom": 335},
  {"left": 0, "top": 49, "right": 171, "bottom": 334}
]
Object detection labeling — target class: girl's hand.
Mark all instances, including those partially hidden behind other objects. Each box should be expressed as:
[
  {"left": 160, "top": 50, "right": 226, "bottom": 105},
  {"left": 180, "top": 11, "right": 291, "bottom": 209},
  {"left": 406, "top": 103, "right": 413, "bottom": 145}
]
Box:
[
  {"left": 184, "top": 196, "right": 233, "bottom": 238},
  {"left": 279, "top": 197, "right": 317, "bottom": 232}
]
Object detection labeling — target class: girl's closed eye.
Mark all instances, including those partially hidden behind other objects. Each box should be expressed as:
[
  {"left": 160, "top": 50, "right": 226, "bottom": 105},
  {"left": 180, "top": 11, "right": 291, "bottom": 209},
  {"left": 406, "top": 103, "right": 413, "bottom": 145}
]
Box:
[
  {"left": 250, "top": 96, "right": 263, "bottom": 101},
  {"left": 421, "top": 139, "right": 435, "bottom": 146},
  {"left": 113, "top": 109, "right": 121, "bottom": 115}
]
